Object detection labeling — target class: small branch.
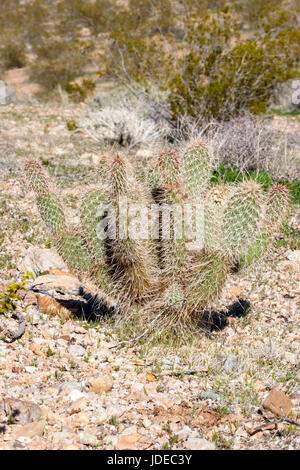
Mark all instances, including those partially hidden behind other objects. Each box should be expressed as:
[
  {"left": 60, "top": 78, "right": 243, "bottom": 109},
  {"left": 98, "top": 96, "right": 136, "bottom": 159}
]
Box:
[
  {"left": 251, "top": 407, "right": 300, "bottom": 435},
  {"left": 0, "top": 311, "right": 26, "bottom": 342},
  {"left": 154, "top": 370, "right": 198, "bottom": 378}
]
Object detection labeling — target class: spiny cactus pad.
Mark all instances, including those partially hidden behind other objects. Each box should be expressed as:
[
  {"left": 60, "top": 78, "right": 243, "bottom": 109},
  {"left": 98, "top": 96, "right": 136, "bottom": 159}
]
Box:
[{"left": 183, "top": 142, "right": 211, "bottom": 200}]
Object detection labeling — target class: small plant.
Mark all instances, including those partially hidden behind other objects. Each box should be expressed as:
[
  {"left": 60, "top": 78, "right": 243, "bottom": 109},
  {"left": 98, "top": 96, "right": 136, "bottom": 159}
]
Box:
[
  {"left": 24, "top": 143, "right": 290, "bottom": 341},
  {"left": 0, "top": 272, "right": 33, "bottom": 342},
  {"left": 0, "top": 272, "right": 33, "bottom": 315},
  {"left": 81, "top": 104, "right": 167, "bottom": 149}
]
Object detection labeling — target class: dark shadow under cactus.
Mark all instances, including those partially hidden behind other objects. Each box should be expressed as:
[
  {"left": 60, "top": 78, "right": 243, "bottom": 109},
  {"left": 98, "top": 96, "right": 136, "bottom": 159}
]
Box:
[
  {"left": 198, "top": 299, "right": 251, "bottom": 332},
  {"left": 30, "top": 284, "right": 250, "bottom": 334},
  {"left": 30, "top": 287, "right": 117, "bottom": 323}
]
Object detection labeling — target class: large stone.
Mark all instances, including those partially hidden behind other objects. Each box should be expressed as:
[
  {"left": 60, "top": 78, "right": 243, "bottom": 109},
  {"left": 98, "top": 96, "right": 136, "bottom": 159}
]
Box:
[
  {"left": 0, "top": 81, "right": 16, "bottom": 105},
  {"left": 0, "top": 398, "right": 42, "bottom": 425},
  {"left": 20, "top": 247, "right": 68, "bottom": 276},
  {"left": 13, "top": 421, "right": 45, "bottom": 440},
  {"left": 85, "top": 374, "right": 113, "bottom": 394},
  {"left": 115, "top": 433, "right": 152, "bottom": 450},
  {"left": 261, "top": 389, "right": 292, "bottom": 418}
]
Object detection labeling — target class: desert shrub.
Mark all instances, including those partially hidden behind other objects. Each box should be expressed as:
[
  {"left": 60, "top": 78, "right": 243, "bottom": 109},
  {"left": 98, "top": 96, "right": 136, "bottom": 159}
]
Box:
[
  {"left": 203, "top": 115, "right": 284, "bottom": 171},
  {"left": 168, "top": 35, "right": 298, "bottom": 120},
  {"left": 0, "top": 0, "right": 298, "bottom": 118},
  {"left": 81, "top": 102, "right": 168, "bottom": 148},
  {"left": 30, "top": 37, "right": 92, "bottom": 93},
  {"left": 57, "top": 0, "right": 116, "bottom": 34},
  {"left": 65, "top": 78, "right": 96, "bottom": 103},
  {"left": 0, "top": 38, "right": 27, "bottom": 70},
  {"left": 192, "top": 114, "right": 300, "bottom": 181},
  {"left": 105, "top": 1, "right": 300, "bottom": 122}
]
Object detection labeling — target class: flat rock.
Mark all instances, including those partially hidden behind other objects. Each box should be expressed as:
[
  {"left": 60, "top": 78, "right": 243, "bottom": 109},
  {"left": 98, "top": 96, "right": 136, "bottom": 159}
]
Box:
[
  {"left": 69, "top": 345, "right": 86, "bottom": 357},
  {"left": 115, "top": 433, "right": 153, "bottom": 450},
  {"left": 184, "top": 437, "right": 216, "bottom": 450},
  {"left": 85, "top": 374, "right": 113, "bottom": 394},
  {"left": 32, "top": 273, "right": 81, "bottom": 296},
  {"left": 12, "top": 421, "right": 45, "bottom": 440},
  {"left": 20, "top": 247, "right": 68, "bottom": 276},
  {"left": 261, "top": 389, "right": 292, "bottom": 418},
  {"left": 0, "top": 398, "right": 42, "bottom": 425},
  {"left": 78, "top": 431, "right": 98, "bottom": 446},
  {"left": 58, "top": 382, "right": 83, "bottom": 394}
]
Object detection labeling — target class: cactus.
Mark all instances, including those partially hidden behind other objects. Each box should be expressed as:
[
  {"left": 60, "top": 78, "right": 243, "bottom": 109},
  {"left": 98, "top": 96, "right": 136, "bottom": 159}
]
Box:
[
  {"left": 187, "top": 252, "right": 228, "bottom": 311},
  {"left": 239, "top": 184, "right": 291, "bottom": 268},
  {"left": 183, "top": 141, "right": 211, "bottom": 200},
  {"left": 24, "top": 145, "right": 291, "bottom": 338},
  {"left": 222, "top": 181, "right": 264, "bottom": 263}
]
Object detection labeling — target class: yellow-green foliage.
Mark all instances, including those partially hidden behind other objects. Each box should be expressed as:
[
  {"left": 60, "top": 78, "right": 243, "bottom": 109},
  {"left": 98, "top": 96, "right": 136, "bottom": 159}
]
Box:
[{"left": 0, "top": 272, "right": 33, "bottom": 315}]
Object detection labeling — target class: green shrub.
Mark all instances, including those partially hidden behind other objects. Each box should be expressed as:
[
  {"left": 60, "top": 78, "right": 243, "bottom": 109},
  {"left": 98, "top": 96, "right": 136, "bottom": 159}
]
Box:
[{"left": 30, "top": 38, "right": 92, "bottom": 93}]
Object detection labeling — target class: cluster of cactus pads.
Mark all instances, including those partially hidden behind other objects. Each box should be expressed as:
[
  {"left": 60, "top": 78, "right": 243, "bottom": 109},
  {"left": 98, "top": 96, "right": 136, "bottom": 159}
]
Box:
[{"left": 24, "top": 143, "right": 290, "bottom": 336}]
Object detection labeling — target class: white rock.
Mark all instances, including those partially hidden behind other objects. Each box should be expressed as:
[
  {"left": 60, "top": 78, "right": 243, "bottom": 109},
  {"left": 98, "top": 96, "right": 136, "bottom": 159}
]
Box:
[
  {"left": 20, "top": 247, "right": 68, "bottom": 275},
  {"left": 58, "top": 382, "right": 83, "bottom": 394},
  {"left": 130, "top": 383, "right": 146, "bottom": 401},
  {"left": 25, "top": 366, "right": 37, "bottom": 374},
  {"left": 177, "top": 426, "right": 195, "bottom": 440},
  {"left": 287, "top": 250, "right": 300, "bottom": 263},
  {"left": 78, "top": 432, "right": 98, "bottom": 446},
  {"left": 69, "top": 345, "right": 86, "bottom": 357},
  {"left": 184, "top": 437, "right": 216, "bottom": 450},
  {"left": 68, "top": 390, "right": 86, "bottom": 403},
  {"left": 106, "top": 405, "right": 126, "bottom": 419},
  {"left": 143, "top": 419, "right": 152, "bottom": 429}
]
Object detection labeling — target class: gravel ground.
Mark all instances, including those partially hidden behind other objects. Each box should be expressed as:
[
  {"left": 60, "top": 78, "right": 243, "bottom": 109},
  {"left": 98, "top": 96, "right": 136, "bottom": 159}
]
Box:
[{"left": 0, "top": 103, "right": 299, "bottom": 450}]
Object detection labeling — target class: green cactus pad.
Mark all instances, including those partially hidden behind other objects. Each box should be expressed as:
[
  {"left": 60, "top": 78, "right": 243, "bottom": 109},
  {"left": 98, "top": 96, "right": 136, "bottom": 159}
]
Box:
[
  {"left": 36, "top": 194, "right": 66, "bottom": 237},
  {"left": 222, "top": 181, "right": 263, "bottom": 261},
  {"left": 188, "top": 253, "right": 227, "bottom": 310},
  {"left": 183, "top": 142, "right": 211, "bottom": 200},
  {"left": 57, "top": 235, "right": 91, "bottom": 273}
]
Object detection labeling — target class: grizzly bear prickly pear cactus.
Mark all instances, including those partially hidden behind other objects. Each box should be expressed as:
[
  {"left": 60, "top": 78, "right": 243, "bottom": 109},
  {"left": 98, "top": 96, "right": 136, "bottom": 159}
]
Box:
[{"left": 24, "top": 143, "right": 290, "bottom": 337}]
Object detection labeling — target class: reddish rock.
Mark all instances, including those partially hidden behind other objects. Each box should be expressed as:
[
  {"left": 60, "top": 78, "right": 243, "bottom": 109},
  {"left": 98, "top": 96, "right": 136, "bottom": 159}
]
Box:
[
  {"left": 262, "top": 389, "right": 292, "bottom": 417},
  {"left": 115, "top": 433, "right": 153, "bottom": 450}
]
